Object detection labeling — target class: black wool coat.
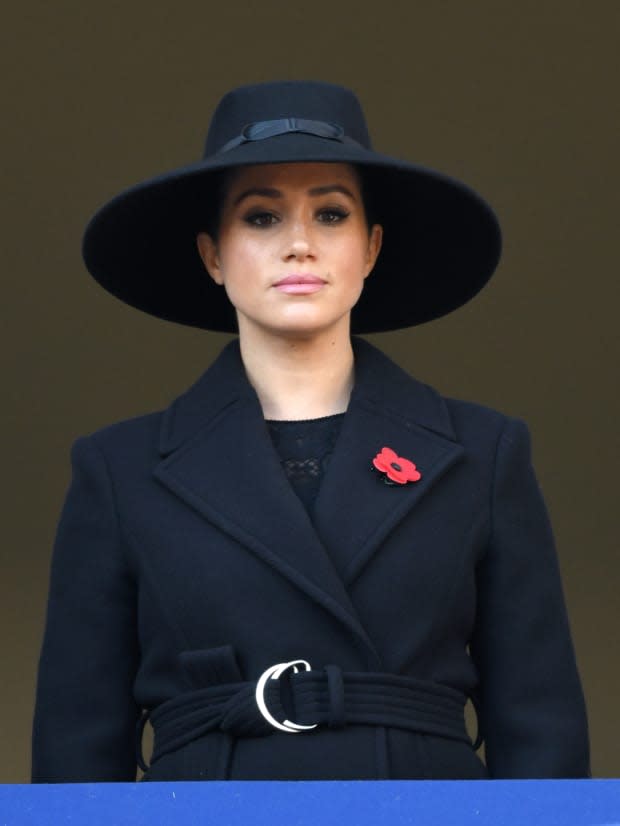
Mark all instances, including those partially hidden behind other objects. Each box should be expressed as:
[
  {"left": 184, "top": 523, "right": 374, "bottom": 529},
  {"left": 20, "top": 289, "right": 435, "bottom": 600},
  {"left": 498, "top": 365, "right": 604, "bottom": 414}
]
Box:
[{"left": 32, "top": 339, "right": 589, "bottom": 782}]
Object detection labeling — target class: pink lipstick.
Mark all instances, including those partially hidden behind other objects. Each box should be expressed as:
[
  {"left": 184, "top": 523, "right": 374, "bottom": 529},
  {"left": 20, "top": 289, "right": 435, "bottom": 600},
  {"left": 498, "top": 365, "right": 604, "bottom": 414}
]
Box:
[{"left": 273, "top": 275, "right": 326, "bottom": 295}]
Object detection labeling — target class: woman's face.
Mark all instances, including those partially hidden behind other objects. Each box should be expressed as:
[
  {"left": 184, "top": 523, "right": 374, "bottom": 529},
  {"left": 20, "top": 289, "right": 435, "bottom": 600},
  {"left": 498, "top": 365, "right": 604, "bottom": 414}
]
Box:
[{"left": 196, "top": 162, "right": 382, "bottom": 340}]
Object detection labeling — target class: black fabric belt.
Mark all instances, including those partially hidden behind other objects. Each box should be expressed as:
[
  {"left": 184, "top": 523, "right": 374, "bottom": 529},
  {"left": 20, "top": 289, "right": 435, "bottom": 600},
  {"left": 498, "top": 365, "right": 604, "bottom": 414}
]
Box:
[{"left": 137, "top": 667, "right": 472, "bottom": 771}]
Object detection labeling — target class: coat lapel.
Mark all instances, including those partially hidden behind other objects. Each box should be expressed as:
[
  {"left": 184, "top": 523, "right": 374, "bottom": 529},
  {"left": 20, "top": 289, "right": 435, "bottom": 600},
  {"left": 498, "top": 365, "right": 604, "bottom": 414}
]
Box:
[
  {"left": 154, "top": 341, "right": 381, "bottom": 663},
  {"left": 154, "top": 339, "right": 465, "bottom": 656},
  {"left": 313, "top": 339, "right": 465, "bottom": 584}
]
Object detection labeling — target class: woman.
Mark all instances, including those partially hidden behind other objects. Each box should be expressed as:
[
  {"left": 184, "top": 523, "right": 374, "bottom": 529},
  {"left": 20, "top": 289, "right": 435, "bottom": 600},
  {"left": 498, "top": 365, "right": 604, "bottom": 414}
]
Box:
[{"left": 32, "top": 80, "right": 590, "bottom": 781}]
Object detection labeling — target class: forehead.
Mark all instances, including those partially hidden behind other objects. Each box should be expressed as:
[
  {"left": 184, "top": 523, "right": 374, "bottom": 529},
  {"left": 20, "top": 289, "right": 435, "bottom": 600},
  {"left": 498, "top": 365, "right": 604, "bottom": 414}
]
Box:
[{"left": 223, "top": 162, "right": 361, "bottom": 197}]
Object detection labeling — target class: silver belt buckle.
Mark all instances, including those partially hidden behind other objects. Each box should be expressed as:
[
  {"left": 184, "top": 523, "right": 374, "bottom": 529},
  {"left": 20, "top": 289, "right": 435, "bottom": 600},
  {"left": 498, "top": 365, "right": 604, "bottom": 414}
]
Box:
[{"left": 255, "top": 659, "right": 318, "bottom": 734}]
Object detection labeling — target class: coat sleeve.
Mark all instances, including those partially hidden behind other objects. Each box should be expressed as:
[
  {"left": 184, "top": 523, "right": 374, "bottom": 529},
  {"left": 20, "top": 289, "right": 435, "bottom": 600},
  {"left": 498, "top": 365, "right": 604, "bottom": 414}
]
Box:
[
  {"left": 470, "top": 417, "right": 590, "bottom": 778},
  {"left": 32, "top": 436, "right": 140, "bottom": 782}
]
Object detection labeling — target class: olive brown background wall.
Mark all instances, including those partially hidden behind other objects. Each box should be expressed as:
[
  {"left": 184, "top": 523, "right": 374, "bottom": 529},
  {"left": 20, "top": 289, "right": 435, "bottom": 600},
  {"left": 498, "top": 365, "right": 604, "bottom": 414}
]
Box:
[{"left": 2, "top": 1, "right": 618, "bottom": 781}]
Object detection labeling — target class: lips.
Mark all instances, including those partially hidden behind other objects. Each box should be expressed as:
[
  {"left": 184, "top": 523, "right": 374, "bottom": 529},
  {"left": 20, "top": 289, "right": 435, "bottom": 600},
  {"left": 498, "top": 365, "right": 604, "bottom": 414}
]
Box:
[{"left": 273, "top": 274, "right": 326, "bottom": 294}]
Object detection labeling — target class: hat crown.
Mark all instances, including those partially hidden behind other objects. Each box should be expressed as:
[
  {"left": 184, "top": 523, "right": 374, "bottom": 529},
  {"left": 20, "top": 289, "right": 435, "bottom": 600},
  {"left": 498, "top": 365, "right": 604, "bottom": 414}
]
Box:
[{"left": 203, "top": 80, "right": 373, "bottom": 157}]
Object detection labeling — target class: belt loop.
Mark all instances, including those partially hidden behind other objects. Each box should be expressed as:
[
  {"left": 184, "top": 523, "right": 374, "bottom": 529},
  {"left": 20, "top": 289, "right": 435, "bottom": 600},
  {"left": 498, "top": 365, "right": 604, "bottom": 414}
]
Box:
[{"left": 325, "top": 665, "right": 346, "bottom": 729}]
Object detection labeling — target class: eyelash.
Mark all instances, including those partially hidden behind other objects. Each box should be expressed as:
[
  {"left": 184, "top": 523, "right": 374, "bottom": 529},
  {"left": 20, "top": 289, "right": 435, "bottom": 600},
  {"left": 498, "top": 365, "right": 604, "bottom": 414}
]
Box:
[
  {"left": 318, "top": 207, "right": 350, "bottom": 224},
  {"left": 244, "top": 211, "right": 278, "bottom": 227},
  {"left": 243, "top": 207, "right": 350, "bottom": 227}
]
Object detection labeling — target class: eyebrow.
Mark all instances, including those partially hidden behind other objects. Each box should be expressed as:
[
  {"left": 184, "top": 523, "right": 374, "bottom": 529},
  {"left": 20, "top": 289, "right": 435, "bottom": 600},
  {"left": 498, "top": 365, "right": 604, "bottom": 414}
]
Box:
[{"left": 232, "top": 184, "right": 357, "bottom": 206}]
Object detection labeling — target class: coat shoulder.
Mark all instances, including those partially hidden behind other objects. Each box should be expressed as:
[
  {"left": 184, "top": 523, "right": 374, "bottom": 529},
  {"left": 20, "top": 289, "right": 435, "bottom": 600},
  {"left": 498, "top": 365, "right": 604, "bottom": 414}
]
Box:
[
  {"left": 86, "top": 409, "right": 163, "bottom": 442},
  {"left": 73, "top": 410, "right": 165, "bottom": 468},
  {"left": 443, "top": 395, "right": 521, "bottom": 439},
  {"left": 354, "top": 338, "right": 524, "bottom": 448}
]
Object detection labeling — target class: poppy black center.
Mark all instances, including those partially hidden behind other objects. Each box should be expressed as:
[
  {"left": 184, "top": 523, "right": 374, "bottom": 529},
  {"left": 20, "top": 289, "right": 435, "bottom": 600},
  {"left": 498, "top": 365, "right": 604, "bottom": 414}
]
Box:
[{"left": 390, "top": 462, "right": 402, "bottom": 471}]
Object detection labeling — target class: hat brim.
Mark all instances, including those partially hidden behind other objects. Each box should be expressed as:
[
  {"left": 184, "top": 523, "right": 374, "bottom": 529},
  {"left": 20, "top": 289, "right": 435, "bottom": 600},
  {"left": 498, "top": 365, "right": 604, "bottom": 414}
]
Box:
[{"left": 82, "top": 133, "right": 501, "bottom": 334}]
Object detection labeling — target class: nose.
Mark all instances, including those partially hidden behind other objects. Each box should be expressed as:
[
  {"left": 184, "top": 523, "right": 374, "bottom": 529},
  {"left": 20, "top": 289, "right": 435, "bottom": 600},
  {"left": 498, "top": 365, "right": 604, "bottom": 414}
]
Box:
[{"left": 283, "top": 218, "right": 315, "bottom": 261}]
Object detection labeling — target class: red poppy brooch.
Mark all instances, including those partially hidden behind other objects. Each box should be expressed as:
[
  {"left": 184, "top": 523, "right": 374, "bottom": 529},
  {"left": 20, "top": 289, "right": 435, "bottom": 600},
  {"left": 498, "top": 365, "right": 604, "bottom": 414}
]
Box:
[{"left": 372, "top": 446, "right": 422, "bottom": 486}]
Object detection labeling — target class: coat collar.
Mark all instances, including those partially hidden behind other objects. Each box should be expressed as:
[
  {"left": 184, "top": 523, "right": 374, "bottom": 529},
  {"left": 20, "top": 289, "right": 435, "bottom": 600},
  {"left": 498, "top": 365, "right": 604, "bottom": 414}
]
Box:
[
  {"left": 159, "top": 337, "right": 457, "bottom": 454},
  {"left": 158, "top": 338, "right": 255, "bottom": 457},
  {"left": 155, "top": 338, "right": 463, "bottom": 663}
]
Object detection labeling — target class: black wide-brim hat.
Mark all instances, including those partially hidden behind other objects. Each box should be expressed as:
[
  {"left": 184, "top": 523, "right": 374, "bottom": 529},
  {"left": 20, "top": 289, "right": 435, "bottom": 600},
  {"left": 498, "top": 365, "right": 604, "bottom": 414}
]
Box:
[{"left": 82, "top": 80, "right": 501, "bottom": 334}]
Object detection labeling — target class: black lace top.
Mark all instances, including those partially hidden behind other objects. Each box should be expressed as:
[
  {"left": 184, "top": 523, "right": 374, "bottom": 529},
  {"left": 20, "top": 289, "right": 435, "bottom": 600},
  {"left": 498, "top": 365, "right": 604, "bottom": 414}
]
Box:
[{"left": 266, "top": 414, "right": 345, "bottom": 517}]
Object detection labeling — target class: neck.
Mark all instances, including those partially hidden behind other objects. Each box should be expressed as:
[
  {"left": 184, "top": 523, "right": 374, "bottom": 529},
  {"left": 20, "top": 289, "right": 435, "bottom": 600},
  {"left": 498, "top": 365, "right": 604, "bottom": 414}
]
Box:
[{"left": 238, "top": 325, "right": 355, "bottom": 421}]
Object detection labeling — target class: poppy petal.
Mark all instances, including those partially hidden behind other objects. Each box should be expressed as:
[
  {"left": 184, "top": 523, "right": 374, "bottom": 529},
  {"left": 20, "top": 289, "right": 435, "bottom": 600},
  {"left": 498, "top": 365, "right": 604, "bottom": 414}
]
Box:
[
  {"left": 373, "top": 447, "right": 397, "bottom": 472},
  {"left": 373, "top": 456, "right": 389, "bottom": 472},
  {"left": 397, "top": 458, "right": 417, "bottom": 475},
  {"left": 386, "top": 467, "right": 407, "bottom": 484}
]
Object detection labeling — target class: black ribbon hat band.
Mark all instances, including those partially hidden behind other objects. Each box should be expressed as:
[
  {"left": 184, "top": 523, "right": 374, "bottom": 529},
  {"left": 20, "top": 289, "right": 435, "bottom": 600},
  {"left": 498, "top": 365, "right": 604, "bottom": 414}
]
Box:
[{"left": 218, "top": 118, "right": 362, "bottom": 154}]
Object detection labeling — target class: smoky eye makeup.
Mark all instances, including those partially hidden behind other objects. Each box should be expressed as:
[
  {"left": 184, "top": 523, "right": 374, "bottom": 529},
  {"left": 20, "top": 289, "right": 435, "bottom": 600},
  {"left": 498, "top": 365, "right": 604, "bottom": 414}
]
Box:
[
  {"left": 242, "top": 209, "right": 280, "bottom": 227},
  {"left": 316, "top": 206, "right": 350, "bottom": 223}
]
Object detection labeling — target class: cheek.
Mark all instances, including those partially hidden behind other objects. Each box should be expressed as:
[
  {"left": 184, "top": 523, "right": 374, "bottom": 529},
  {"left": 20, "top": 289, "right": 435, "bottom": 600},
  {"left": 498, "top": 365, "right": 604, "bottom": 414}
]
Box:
[
  {"left": 339, "top": 239, "right": 374, "bottom": 280},
  {"left": 218, "top": 238, "right": 264, "bottom": 281}
]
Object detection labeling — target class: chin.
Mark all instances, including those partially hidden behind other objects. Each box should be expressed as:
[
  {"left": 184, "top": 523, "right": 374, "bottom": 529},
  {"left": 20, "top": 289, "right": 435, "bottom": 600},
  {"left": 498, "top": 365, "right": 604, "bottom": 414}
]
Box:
[
  {"left": 277, "top": 311, "right": 353, "bottom": 336},
  {"left": 245, "top": 315, "right": 351, "bottom": 341}
]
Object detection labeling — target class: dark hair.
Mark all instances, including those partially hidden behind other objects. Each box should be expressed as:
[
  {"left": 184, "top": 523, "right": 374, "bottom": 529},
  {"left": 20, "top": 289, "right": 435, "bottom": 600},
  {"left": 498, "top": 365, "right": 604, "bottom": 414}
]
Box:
[
  {"left": 200, "top": 169, "right": 235, "bottom": 240},
  {"left": 357, "top": 166, "right": 379, "bottom": 230}
]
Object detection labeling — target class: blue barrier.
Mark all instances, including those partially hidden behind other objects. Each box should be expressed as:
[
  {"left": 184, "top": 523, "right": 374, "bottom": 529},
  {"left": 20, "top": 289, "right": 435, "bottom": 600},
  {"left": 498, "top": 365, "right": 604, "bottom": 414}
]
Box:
[{"left": 2, "top": 780, "right": 619, "bottom": 825}]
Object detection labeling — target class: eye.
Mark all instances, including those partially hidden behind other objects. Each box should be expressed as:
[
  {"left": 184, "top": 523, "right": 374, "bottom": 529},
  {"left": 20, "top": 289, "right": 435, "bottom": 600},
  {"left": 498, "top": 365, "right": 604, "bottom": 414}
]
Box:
[
  {"left": 244, "top": 210, "right": 279, "bottom": 227},
  {"left": 317, "top": 207, "right": 350, "bottom": 224}
]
